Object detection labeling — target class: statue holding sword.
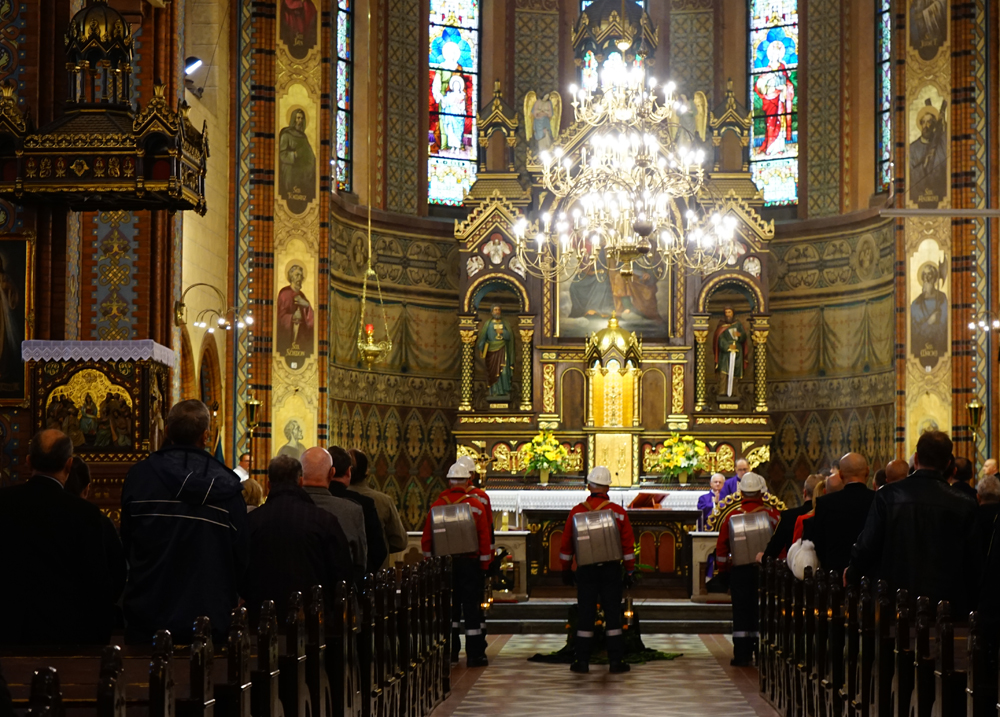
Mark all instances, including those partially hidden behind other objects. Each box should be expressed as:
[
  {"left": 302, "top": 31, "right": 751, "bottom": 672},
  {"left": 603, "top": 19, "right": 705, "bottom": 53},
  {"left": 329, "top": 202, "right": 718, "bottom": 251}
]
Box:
[{"left": 713, "top": 306, "right": 749, "bottom": 397}]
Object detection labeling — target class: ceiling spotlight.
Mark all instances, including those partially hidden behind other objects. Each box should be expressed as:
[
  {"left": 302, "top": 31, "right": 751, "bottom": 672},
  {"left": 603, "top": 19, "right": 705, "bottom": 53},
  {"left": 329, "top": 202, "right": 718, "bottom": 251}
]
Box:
[{"left": 185, "top": 57, "right": 203, "bottom": 75}]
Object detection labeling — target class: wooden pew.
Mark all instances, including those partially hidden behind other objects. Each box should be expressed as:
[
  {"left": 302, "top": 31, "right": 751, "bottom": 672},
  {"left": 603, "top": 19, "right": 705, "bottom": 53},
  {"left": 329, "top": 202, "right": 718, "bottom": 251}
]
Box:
[
  {"left": 759, "top": 558, "right": 771, "bottom": 698},
  {"left": 278, "top": 592, "right": 311, "bottom": 717},
  {"left": 813, "top": 569, "right": 829, "bottom": 717},
  {"left": 26, "top": 666, "right": 62, "bottom": 717},
  {"left": 873, "top": 580, "right": 895, "bottom": 717},
  {"left": 852, "top": 578, "right": 874, "bottom": 717},
  {"left": 251, "top": 601, "right": 284, "bottom": 717},
  {"left": 439, "top": 557, "right": 453, "bottom": 700},
  {"left": 801, "top": 567, "right": 816, "bottom": 717},
  {"left": 912, "top": 596, "right": 936, "bottom": 717},
  {"left": 822, "top": 572, "right": 844, "bottom": 717},
  {"left": 778, "top": 563, "right": 792, "bottom": 716},
  {"left": 215, "top": 608, "right": 252, "bottom": 717},
  {"left": 358, "top": 573, "right": 378, "bottom": 717},
  {"left": 176, "top": 616, "right": 214, "bottom": 717},
  {"left": 934, "top": 602, "right": 966, "bottom": 717},
  {"left": 839, "top": 582, "right": 858, "bottom": 717},
  {"left": 890, "top": 590, "right": 914, "bottom": 717},
  {"left": 96, "top": 646, "right": 125, "bottom": 717},
  {"left": 305, "top": 586, "right": 333, "bottom": 717},
  {"left": 967, "top": 611, "right": 997, "bottom": 717},
  {"left": 149, "top": 630, "right": 176, "bottom": 717}
]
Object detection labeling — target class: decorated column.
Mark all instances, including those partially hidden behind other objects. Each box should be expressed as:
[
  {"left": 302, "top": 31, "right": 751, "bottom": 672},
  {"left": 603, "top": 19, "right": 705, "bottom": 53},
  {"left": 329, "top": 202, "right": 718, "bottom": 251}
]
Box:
[
  {"left": 458, "top": 314, "right": 478, "bottom": 412},
  {"left": 518, "top": 314, "right": 534, "bottom": 412},
  {"left": 691, "top": 314, "right": 710, "bottom": 412},
  {"left": 750, "top": 315, "right": 770, "bottom": 413}
]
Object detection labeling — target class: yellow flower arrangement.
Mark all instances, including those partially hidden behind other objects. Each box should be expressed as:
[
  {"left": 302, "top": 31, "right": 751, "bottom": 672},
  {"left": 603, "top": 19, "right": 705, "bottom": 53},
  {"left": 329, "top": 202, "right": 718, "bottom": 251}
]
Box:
[
  {"left": 653, "top": 433, "right": 708, "bottom": 480},
  {"left": 520, "top": 430, "right": 569, "bottom": 474}
]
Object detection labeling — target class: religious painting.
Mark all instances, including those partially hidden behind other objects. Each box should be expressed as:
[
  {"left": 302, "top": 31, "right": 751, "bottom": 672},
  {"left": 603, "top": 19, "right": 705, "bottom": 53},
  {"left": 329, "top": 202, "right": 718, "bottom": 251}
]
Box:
[
  {"left": 907, "top": 87, "right": 948, "bottom": 208},
  {"left": 524, "top": 91, "right": 561, "bottom": 153},
  {"left": 273, "top": 393, "right": 314, "bottom": 460},
  {"left": 558, "top": 258, "right": 670, "bottom": 339},
  {"left": 45, "top": 369, "right": 133, "bottom": 450},
  {"left": 428, "top": 0, "right": 480, "bottom": 206},
  {"left": 275, "top": 258, "right": 315, "bottom": 370},
  {"left": 909, "top": 0, "right": 947, "bottom": 61},
  {"left": 749, "top": 0, "right": 799, "bottom": 206},
  {"left": 908, "top": 238, "right": 948, "bottom": 371},
  {"left": 277, "top": 86, "right": 318, "bottom": 215},
  {"left": 0, "top": 233, "right": 32, "bottom": 404},
  {"left": 280, "top": 0, "right": 318, "bottom": 60}
]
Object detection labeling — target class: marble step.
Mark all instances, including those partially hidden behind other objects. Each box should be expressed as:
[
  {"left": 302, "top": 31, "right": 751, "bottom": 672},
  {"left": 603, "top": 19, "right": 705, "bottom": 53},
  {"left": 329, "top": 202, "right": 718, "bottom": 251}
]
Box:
[{"left": 484, "top": 600, "right": 733, "bottom": 634}]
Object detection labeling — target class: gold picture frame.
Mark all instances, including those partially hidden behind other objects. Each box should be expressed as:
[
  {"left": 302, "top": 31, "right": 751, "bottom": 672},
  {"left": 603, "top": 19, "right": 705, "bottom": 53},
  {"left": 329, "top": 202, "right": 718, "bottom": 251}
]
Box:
[{"left": 0, "top": 231, "right": 34, "bottom": 406}]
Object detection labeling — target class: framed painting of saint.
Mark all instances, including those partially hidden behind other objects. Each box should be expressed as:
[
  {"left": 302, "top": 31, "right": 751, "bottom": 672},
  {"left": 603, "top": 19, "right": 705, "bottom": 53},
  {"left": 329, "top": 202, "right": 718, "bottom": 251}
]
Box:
[{"left": 0, "top": 232, "right": 33, "bottom": 405}]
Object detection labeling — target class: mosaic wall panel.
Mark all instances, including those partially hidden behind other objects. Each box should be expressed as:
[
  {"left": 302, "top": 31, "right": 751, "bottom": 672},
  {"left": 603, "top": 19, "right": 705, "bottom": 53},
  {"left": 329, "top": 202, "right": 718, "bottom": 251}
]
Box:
[
  {"left": 385, "top": 0, "right": 421, "bottom": 214},
  {"left": 901, "top": 0, "right": 951, "bottom": 456},
  {"left": 805, "top": 0, "right": 841, "bottom": 217},
  {"left": 90, "top": 211, "right": 138, "bottom": 341},
  {"left": 668, "top": 0, "right": 714, "bottom": 97}
]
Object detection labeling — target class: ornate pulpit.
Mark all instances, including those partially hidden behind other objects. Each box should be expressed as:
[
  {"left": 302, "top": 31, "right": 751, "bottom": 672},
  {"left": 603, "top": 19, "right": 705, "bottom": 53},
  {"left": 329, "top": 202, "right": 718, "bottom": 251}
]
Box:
[{"left": 22, "top": 340, "right": 173, "bottom": 522}]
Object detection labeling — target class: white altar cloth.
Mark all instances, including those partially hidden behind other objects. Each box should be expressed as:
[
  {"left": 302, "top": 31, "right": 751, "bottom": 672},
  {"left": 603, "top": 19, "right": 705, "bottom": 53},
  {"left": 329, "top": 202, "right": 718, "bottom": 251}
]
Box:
[{"left": 484, "top": 488, "right": 702, "bottom": 516}]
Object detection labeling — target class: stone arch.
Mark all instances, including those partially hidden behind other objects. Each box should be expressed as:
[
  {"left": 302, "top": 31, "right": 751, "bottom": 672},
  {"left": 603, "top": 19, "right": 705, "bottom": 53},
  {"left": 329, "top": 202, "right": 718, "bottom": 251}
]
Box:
[
  {"left": 464, "top": 273, "right": 530, "bottom": 313},
  {"left": 697, "top": 274, "right": 766, "bottom": 313},
  {"left": 179, "top": 326, "right": 197, "bottom": 400}
]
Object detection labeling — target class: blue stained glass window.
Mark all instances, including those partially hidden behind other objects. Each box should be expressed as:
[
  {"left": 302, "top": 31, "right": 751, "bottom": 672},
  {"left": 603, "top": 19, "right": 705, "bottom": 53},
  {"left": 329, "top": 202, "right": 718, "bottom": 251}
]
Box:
[
  {"left": 428, "top": 0, "right": 481, "bottom": 206},
  {"left": 335, "top": 0, "right": 352, "bottom": 192},
  {"left": 876, "top": 0, "right": 892, "bottom": 192},
  {"left": 749, "top": 0, "right": 799, "bottom": 206}
]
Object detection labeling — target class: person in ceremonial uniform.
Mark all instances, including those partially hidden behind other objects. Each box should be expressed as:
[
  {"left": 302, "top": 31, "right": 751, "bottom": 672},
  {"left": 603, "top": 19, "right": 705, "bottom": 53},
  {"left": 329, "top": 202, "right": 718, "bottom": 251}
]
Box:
[
  {"left": 558, "top": 466, "right": 636, "bottom": 674},
  {"left": 421, "top": 461, "right": 493, "bottom": 668},
  {"left": 715, "top": 472, "right": 780, "bottom": 667}
]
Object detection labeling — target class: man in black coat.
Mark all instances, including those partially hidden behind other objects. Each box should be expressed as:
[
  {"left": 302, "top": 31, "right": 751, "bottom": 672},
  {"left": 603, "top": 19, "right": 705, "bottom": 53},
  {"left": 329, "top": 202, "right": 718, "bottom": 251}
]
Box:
[
  {"left": 760, "top": 474, "right": 823, "bottom": 562},
  {"left": 803, "top": 452, "right": 875, "bottom": 577},
  {"left": 947, "top": 457, "right": 979, "bottom": 502},
  {"left": 121, "top": 400, "right": 249, "bottom": 644},
  {"left": 244, "top": 455, "right": 355, "bottom": 624},
  {"left": 328, "top": 446, "right": 387, "bottom": 574},
  {"left": 0, "top": 429, "right": 126, "bottom": 645},
  {"left": 847, "top": 431, "right": 978, "bottom": 615}
]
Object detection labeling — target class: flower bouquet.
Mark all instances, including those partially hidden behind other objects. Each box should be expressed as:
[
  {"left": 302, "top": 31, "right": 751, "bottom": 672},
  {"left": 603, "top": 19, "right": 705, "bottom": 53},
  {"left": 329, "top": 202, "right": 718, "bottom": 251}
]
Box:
[
  {"left": 652, "top": 433, "right": 707, "bottom": 484},
  {"left": 521, "top": 431, "right": 568, "bottom": 484}
]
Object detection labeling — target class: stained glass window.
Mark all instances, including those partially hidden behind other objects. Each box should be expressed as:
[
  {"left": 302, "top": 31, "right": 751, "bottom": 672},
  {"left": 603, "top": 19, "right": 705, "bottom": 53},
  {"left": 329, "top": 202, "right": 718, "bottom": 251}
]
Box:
[
  {"left": 428, "top": 0, "right": 480, "bottom": 206},
  {"left": 749, "top": 0, "right": 799, "bottom": 206},
  {"left": 335, "top": 0, "right": 352, "bottom": 192},
  {"left": 876, "top": 0, "right": 892, "bottom": 192}
]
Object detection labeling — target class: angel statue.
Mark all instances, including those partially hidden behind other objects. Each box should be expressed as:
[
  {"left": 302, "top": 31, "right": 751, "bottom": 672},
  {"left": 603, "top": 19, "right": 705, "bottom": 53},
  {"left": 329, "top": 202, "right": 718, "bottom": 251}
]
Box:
[
  {"left": 673, "top": 91, "right": 709, "bottom": 153},
  {"left": 524, "top": 90, "right": 562, "bottom": 153}
]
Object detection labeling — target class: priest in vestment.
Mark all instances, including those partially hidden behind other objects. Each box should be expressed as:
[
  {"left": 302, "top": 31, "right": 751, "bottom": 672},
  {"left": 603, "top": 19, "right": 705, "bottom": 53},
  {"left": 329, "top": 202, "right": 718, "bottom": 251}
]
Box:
[{"left": 476, "top": 305, "right": 514, "bottom": 398}]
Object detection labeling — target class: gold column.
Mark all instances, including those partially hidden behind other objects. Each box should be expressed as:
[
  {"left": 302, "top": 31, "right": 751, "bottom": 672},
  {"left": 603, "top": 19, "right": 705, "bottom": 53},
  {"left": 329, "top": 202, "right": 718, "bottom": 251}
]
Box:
[
  {"left": 458, "top": 315, "right": 478, "bottom": 412},
  {"left": 691, "top": 314, "right": 710, "bottom": 412},
  {"left": 518, "top": 315, "right": 535, "bottom": 412},
  {"left": 750, "top": 315, "right": 770, "bottom": 413},
  {"left": 631, "top": 367, "right": 642, "bottom": 427},
  {"left": 585, "top": 367, "right": 595, "bottom": 427}
]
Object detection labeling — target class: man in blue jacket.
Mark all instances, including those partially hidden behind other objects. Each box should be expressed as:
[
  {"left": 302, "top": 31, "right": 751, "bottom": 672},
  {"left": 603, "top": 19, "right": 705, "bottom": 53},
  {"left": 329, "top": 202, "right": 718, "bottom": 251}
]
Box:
[{"left": 121, "top": 400, "right": 249, "bottom": 643}]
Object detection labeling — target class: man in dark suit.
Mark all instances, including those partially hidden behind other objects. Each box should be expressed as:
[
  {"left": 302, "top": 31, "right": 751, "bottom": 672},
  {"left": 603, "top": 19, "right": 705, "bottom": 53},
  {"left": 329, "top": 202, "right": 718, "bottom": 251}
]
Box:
[
  {"left": 759, "top": 474, "right": 823, "bottom": 562},
  {"left": 328, "top": 446, "right": 387, "bottom": 574},
  {"left": 947, "top": 457, "right": 978, "bottom": 502},
  {"left": 244, "top": 455, "right": 355, "bottom": 624},
  {"left": 804, "top": 452, "right": 875, "bottom": 577},
  {"left": 0, "top": 429, "right": 127, "bottom": 645}
]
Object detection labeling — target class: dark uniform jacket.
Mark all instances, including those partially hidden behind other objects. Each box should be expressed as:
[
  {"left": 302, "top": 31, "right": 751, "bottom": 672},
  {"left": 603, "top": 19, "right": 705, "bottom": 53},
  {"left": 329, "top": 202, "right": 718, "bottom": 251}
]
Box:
[
  {"left": 121, "top": 445, "right": 249, "bottom": 642},
  {"left": 803, "top": 483, "right": 875, "bottom": 575},
  {"left": 762, "top": 499, "right": 812, "bottom": 561},
  {"left": 330, "top": 480, "right": 387, "bottom": 574},
  {"left": 245, "top": 483, "right": 355, "bottom": 623},
  {"left": 0, "top": 475, "right": 127, "bottom": 645},
  {"left": 847, "top": 469, "right": 978, "bottom": 615}
]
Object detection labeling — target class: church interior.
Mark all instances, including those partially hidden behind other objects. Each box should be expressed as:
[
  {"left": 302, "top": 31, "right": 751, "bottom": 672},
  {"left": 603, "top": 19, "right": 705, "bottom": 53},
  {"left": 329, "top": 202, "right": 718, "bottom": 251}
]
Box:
[{"left": 0, "top": 0, "right": 997, "bottom": 714}]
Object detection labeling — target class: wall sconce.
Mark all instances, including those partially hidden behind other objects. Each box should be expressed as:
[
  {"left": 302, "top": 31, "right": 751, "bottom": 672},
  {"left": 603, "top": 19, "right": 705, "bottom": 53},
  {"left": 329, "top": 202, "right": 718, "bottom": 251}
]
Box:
[{"left": 174, "top": 283, "right": 253, "bottom": 333}]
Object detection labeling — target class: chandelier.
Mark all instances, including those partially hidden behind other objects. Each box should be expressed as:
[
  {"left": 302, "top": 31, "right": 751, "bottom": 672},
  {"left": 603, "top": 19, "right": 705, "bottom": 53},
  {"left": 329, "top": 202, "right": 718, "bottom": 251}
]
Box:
[{"left": 513, "top": 57, "right": 738, "bottom": 281}]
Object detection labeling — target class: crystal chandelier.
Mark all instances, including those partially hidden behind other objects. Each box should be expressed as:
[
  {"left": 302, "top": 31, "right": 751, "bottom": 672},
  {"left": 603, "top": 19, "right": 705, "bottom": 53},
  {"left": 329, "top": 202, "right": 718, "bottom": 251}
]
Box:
[{"left": 514, "top": 58, "right": 738, "bottom": 280}]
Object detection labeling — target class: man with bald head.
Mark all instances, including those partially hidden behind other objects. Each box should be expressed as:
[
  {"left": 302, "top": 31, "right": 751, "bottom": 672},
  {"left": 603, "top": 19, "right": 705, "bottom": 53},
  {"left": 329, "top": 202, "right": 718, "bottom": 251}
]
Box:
[
  {"left": 300, "top": 446, "right": 366, "bottom": 582},
  {"left": 802, "top": 452, "right": 875, "bottom": 576},
  {"left": 884, "top": 459, "right": 909, "bottom": 484},
  {"left": 719, "top": 458, "right": 751, "bottom": 501},
  {"left": 0, "top": 429, "right": 126, "bottom": 644}
]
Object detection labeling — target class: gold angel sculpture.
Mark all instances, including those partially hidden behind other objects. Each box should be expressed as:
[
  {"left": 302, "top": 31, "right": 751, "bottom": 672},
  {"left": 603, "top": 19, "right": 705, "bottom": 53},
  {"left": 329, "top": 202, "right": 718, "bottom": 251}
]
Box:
[
  {"left": 524, "top": 90, "right": 562, "bottom": 153},
  {"left": 672, "top": 90, "right": 709, "bottom": 145}
]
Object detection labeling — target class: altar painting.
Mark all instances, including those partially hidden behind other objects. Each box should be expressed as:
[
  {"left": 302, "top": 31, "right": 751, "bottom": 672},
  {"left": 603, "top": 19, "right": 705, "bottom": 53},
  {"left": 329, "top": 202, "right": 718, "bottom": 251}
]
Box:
[{"left": 558, "top": 262, "right": 671, "bottom": 338}]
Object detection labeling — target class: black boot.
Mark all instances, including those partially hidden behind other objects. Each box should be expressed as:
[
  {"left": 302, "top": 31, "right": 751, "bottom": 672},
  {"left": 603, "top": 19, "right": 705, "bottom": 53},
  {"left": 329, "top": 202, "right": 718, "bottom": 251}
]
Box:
[
  {"left": 466, "top": 633, "right": 488, "bottom": 667},
  {"left": 571, "top": 636, "right": 592, "bottom": 673},
  {"left": 731, "top": 636, "right": 753, "bottom": 667},
  {"left": 609, "top": 661, "right": 631, "bottom": 673},
  {"left": 451, "top": 628, "right": 461, "bottom": 663}
]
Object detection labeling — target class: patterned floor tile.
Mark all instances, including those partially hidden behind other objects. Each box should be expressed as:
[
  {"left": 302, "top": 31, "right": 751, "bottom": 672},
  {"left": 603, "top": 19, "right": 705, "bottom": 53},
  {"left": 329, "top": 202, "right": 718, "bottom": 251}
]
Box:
[{"left": 432, "top": 634, "right": 776, "bottom": 716}]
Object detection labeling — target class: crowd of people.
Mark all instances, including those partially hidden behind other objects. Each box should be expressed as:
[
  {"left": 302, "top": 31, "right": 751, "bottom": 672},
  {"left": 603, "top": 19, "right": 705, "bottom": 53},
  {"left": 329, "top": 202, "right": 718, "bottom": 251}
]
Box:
[
  {"left": 708, "top": 430, "right": 1000, "bottom": 666},
  {"left": 0, "top": 399, "right": 408, "bottom": 647}
]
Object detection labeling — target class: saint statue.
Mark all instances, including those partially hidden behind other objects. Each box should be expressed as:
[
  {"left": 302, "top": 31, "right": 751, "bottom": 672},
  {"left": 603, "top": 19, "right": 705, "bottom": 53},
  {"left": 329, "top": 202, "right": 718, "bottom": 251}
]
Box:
[
  {"left": 713, "top": 306, "right": 748, "bottom": 397},
  {"left": 476, "top": 305, "right": 515, "bottom": 399}
]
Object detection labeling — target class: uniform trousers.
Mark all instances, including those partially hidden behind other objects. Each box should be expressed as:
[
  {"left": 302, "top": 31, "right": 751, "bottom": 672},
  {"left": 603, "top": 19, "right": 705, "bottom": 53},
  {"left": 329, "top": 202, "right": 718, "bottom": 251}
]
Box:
[
  {"left": 575, "top": 561, "right": 624, "bottom": 665},
  {"left": 451, "top": 557, "right": 486, "bottom": 660},
  {"left": 730, "top": 564, "right": 759, "bottom": 662}
]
